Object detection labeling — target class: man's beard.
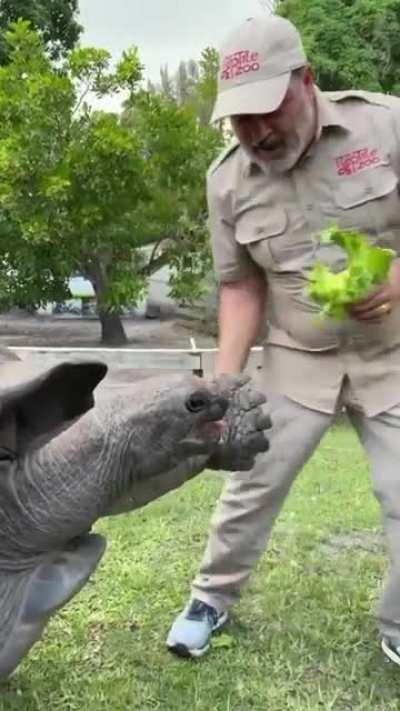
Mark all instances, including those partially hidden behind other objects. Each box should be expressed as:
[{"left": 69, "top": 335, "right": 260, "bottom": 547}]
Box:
[{"left": 254, "top": 135, "right": 304, "bottom": 175}]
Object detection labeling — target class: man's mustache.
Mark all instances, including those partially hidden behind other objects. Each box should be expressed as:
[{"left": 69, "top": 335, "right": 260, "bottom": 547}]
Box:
[{"left": 254, "top": 134, "right": 284, "bottom": 151}]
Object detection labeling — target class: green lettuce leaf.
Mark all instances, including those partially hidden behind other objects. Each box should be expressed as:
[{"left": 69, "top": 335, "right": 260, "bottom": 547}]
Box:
[{"left": 306, "top": 225, "right": 396, "bottom": 319}]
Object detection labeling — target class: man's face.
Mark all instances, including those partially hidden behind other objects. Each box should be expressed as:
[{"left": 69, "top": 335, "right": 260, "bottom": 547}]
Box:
[{"left": 230, "top": 68, "right": 317, "bottom": 174}]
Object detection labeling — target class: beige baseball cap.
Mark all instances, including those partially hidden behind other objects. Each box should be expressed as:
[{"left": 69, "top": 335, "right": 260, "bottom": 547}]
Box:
[{"left": 211, "top": 15, "right": 307, "bottom": 123}]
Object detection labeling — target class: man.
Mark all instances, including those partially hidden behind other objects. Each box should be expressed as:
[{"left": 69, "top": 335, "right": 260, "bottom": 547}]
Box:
[{"left": 166, "top": 14, "right": 400, "bottom": 665}]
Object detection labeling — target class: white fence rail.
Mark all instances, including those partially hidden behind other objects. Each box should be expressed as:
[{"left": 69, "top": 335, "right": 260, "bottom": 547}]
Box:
[{"left": 8, "top": 341, "right": 264, "bottom": 375}]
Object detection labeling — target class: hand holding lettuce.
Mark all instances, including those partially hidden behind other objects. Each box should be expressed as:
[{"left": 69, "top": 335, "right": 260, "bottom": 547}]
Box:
[{"left": 306, "top": 226, "right": 396, "bottom": 320}]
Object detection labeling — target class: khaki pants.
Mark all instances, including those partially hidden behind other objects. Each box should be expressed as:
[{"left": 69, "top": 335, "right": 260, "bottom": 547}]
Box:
[{"left": 191, "top": 383, "right": 400, "bottom": 638}]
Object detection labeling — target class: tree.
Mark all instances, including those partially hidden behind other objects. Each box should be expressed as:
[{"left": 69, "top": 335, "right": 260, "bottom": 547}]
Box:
[
  {"left": 191, "top": 47, "right": 220, "bottom": 126},
  {"left": 0, "top": 22, "right": 223, "bottom": 343},
  {"left": 0, "top": 0, "right": 82, "bottom": 63},
  {"left": 151, "top": 47, "right": 220, "bottom": 126},
  {"left": 121, "top": 88, "right": 223, "bottom": 304},
  {"left": 142, "top": 47, "right": 223, "bottom": 334},
  {"left": 276, "top": 0, "right": 400, "bottom": 93},
  {"left": 174, "top": 59, "right": 200, "bottom": 106},
  {"left": 159, "top": 64, "right": 175, "bottom": 101}
]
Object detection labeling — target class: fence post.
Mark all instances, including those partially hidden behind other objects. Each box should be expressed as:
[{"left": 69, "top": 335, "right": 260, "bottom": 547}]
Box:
[{"left": 190, "top": 338, "right": 203, "bottom": 377}]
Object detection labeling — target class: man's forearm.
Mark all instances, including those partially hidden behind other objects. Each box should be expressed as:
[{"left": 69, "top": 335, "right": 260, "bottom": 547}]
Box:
[{"left": 215, "top": 275, "right": 267, "bottom": 375}]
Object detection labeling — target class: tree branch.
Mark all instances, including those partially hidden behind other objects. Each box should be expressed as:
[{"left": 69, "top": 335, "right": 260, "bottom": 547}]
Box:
[
  {"left": 141, "top": 251, "right": 171, "bottom": 277},
  {"left": 148, "top": 239, "right": 164, "bottom": 269},
  {"left": 73, "top": 83, "right": 91, "bottom": 115}
]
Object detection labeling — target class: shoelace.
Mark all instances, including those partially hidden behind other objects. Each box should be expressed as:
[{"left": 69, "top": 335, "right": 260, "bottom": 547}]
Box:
[{"left": 187, "top": 600, "right": 219, "bottom": 625}]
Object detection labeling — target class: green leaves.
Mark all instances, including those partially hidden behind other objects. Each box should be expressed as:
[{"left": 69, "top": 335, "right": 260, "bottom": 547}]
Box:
[
  {"left": 212, "top": 633, "right": 236, "bottom": 650},
  {"left": 277, "top": 0, "right": 400, "bottom": 92},
  {"left": 306, "top": 226, "right": 396, "bottom": 319},
  {"left": 0, "top": 21, "right": 223, "bottom": 333},
  {"left": 114, "top": 48, "right": 144, "bottom": 93},
  {"left": 0, "top": 1, "right": 82, "bottom": 64},
  {"left": 68, "top": 46, "right": 143, "bottom": 98},
  {"left": 69, "top": 46, "right": 112, "bottom": 83},
  {"left": 123, "top": 89, "right": 223, "bottom": 305}
]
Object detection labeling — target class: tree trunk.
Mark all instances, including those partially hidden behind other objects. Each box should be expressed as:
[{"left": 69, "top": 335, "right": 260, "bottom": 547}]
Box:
[
  {"left": 86, "top": 254, "right": 128, "bottom": 346},
  {"left": 98, "top": 309, "right": 128, "bottom": 345}
]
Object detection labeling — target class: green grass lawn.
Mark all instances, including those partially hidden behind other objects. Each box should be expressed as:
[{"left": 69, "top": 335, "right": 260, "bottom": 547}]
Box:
[{"left": 2, "top": 422, "right": 400, "bottom": 710}]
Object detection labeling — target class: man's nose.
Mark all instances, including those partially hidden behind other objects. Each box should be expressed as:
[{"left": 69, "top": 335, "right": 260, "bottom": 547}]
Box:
[{"left": 237, "top": 114, "right": 274, "bottom": 139}]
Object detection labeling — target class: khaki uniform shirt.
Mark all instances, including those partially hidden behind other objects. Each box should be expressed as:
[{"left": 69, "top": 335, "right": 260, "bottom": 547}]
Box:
[{"left": 208, "top": 89, "right": 400, "bottom": 416}]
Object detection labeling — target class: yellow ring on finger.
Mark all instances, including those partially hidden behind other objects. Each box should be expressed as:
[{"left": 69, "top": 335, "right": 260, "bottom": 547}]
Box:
[{"left": 377, "top": 302, "right": 392, "bottom": 315}]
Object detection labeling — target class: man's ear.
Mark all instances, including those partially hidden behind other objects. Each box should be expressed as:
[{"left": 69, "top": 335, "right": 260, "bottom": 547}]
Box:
[
  {"left": 304, "top": 65, "right": 315, "bottom": 87},
  {"left": 0, "top": 361, "right": 107, "bottom": 454}
]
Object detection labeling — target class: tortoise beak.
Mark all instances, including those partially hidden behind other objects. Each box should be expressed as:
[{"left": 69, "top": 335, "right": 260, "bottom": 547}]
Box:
[{"left": 209, "top": 396, "right": 228, "bottom": 421}]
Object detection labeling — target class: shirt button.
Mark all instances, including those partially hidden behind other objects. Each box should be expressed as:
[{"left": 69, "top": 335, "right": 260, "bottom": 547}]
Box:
[{"left": 365, "top": 186, "right": 373, "bottom": 195}]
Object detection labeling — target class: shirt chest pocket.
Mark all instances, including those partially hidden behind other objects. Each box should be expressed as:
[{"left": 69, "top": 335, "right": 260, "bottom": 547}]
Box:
[
  {"left": 333, "top": 163, "right": 400, "bottom": 239},
  {"left": 235, "top": 207, "right": 314, "bottom": 272}
]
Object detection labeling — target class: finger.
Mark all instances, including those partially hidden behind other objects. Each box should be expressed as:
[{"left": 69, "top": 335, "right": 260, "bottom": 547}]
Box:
[
  {"left": 352, "top": 312, "right": 381, "bottom": 322},
  {"left": 350, "top": 288, "right": 390, "bottom": 313},
  {"left": 352, "top": 306, "right": 389, "bottom": 322}
]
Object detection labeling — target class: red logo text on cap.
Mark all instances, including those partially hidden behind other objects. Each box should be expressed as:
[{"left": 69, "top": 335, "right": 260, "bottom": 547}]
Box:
[{"left": 221, "top": 51, "right": 260, "bottom": 81}]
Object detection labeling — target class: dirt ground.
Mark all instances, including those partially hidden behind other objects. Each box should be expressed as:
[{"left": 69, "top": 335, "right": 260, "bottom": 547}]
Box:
[
  {"left": 0, "top": 312, "right": 216, "bottom": 349},
  {"left": 0, "top": 312, "right": 265, "bottom": 387},
  {"left": 0, "top": 312, "right": 220, "bottom": 385}
]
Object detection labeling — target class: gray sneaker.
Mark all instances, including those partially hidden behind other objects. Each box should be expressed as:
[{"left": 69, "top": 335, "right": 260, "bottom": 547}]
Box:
[
  {"left": 382, "top": 636, "right": 400, "bottom": 665},
  {"left": 166, "top": 599, "right": 228, "bottom": 658}
]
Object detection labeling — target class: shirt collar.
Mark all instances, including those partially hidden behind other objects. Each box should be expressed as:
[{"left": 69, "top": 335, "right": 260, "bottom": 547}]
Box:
[{"left": 315, "top": 87, "right": 353, "bottom": 133}]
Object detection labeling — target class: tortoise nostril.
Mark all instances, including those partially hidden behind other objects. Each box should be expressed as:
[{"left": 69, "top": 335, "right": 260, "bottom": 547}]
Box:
[{"left": 185, "top": 392, "right": 209, "bottom": 413}]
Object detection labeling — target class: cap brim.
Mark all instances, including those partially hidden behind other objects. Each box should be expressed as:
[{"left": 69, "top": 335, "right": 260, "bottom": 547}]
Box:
[{"left": 210, "top": 72, "right": 291, "bottom": 123}]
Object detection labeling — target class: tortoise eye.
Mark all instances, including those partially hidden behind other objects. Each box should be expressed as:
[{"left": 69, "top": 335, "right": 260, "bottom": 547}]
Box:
[{"left": 185, "top": 391, "right": 209, "bottom": 413}]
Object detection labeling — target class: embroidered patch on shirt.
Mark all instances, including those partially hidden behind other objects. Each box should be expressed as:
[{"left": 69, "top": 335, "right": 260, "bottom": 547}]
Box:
[{"left": 335, "top": 148, "right": 380, "bottom": 176}]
